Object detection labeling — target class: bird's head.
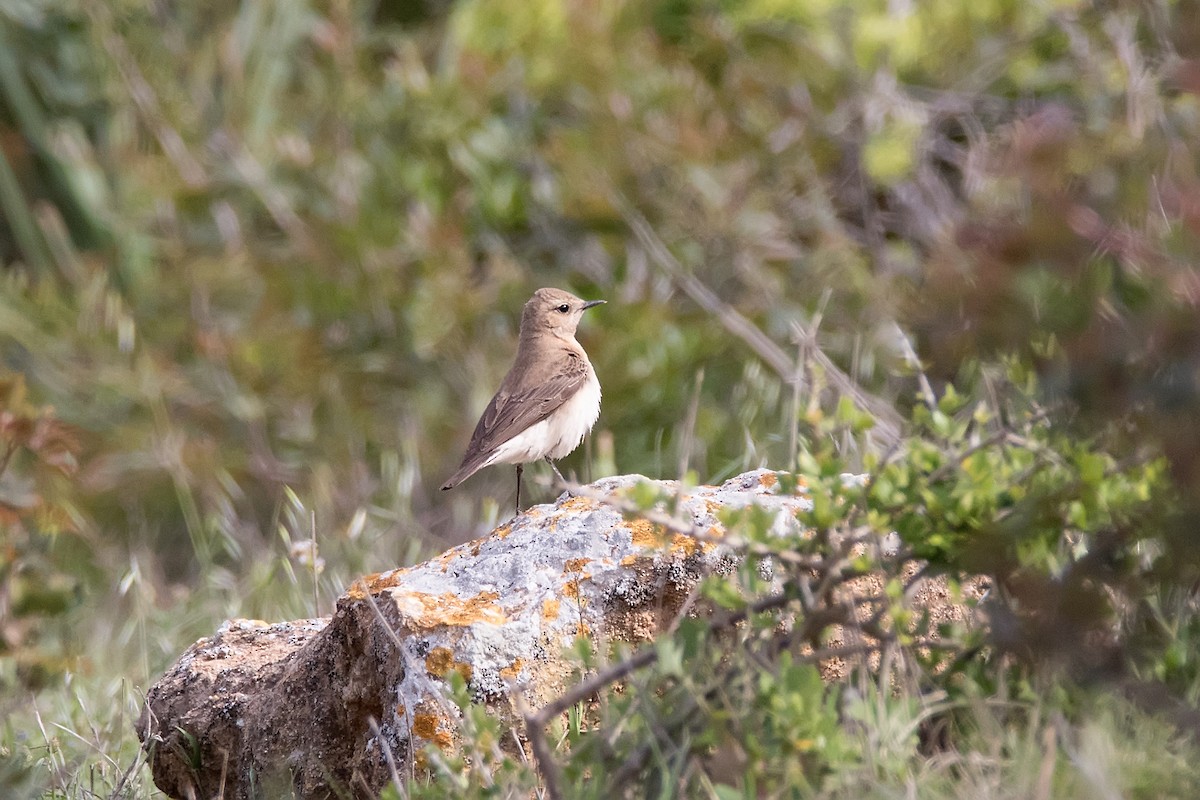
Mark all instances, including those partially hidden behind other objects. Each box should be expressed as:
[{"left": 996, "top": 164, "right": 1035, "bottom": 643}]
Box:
[{"left": 520, "top": 288, "right": 605, "bottom": 342}]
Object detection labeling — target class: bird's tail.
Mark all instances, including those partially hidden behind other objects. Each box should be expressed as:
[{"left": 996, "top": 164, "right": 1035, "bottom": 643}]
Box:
[{"left": 440, "top": 458, "right": 486, "bottom": 491}]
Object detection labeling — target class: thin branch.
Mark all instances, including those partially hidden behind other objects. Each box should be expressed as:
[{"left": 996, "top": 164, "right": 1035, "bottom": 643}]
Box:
[
  {"left": 523, "top": 590, "right": 799, "bottom": 794},
  {"left": 677, "top": 368, "right": 705, "bottom": 480},
  {"left": 615, "top": 194, "right": 903, "bottom": 446},
  {"left": 789, "top": 288, "right": 830, "bottom": 465},
  {"left": 221, "top": 137, "right": 320, "bottom": 257},
  {"left": 368, "top": 716, "right": 407, "bottom": 798},
  {"left": 891, "top": 321, "right": 938, "bottom": 410},
  {"left": 528, "top": 590, "right": 793, "bottom": 733},
  {"left": 529, "top": 648, "right": 660, "bottom": 729}
]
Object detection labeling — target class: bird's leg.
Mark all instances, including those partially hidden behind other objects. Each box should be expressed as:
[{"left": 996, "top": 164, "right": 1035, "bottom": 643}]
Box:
[
  {"left": 515, "top": 463, "right": 523, "bottom": 514},
  {"left": 545, "top": 458, "right": 569, "bottom": 493}
]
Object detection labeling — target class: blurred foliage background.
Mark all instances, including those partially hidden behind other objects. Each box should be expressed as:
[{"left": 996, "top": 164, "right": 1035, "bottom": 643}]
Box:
[{"left": 3, "top": 0, "right": 1200, "bottom": 796}]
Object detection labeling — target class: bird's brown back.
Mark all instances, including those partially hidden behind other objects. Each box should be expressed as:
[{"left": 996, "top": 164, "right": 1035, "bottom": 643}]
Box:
[{"left": 440, "top": 288, "right": 599, "bottom": 490}]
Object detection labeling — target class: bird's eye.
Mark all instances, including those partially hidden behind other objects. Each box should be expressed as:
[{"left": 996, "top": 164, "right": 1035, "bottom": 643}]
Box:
[{"left": 556, "top": 304, "right": 570, "bottom": 313}]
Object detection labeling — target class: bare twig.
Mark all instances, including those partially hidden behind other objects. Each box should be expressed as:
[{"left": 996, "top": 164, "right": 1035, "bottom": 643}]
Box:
[
  {"left": 892, "top": 321, "right": 937, "bottom": 410},
  {"left": 527, "top": 591, "right": 795, "bottom": 733},
  {"left": 788, "top": 287, "right": 830, "bottom": 465},
  {"left": 528, "top": 647, "right": 660, "bottom": 731},
  {"left": 222, "top": 137, "right": 320, "bottom": 256},
  {"left": 677, "top": 368, "right": 705, "bottom": 479},
  {"left": 356, "top": 579, "right": 406, "bottom": 649},
  {"left": 369, "top": 716, "right": 408, "bottom": 798},
  {"left": 615, "top": 195, "right": 903, "bottom": 446},
  {"left": 310, "top": 510, "right": 320, "bottom": 618},
  {"left": 523, "top": 590, "right": 798, "bottom": 796}
]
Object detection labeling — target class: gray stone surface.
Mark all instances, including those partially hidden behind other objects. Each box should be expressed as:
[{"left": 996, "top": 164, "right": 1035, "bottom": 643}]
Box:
[{"left": 138, "top": 470, "right": 808, "bottom": 799}]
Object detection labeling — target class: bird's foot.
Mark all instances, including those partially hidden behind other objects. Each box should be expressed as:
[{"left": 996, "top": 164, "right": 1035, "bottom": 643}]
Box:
[
  {"left": 545, "top": 459, "right": 573, "bottom": 496},
  {"left": 515, "top": 463, "right": 523, "bottom": 515}
]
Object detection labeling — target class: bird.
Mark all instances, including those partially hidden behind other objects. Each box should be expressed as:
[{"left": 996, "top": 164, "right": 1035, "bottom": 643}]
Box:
[{"left": 441, "top": 288, "right": 605, "bottom": 511}]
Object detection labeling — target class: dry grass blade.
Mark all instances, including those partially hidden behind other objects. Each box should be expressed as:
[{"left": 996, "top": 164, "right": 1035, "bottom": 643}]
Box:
[{"left": 88, "top": 4, "right": 208, "bottom": 189}]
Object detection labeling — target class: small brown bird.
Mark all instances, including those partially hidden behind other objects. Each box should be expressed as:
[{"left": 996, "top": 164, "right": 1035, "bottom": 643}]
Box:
[{"left": 441, "top": 288, "right": 605, "bottom": 510}]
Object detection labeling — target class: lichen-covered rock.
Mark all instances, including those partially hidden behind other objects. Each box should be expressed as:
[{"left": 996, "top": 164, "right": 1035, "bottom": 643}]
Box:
[{"left": 138, "top": 470, "right": 807, "bottom": 800}]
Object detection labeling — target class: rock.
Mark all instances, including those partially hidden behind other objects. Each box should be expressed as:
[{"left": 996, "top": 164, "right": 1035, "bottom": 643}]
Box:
[
  {"left": 137, "top": 470, "right": 983, "bottom": 799},
  {"left": 138, "top": 470, "right": 810, "bottom": 799}
]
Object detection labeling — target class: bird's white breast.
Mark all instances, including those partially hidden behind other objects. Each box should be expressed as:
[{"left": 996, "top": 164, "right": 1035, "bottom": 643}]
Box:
[{"left": 487, "top": 366, "right": 601, "bottom": 466}]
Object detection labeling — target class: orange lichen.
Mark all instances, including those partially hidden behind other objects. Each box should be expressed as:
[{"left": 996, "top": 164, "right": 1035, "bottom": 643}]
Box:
[
  {"left": 411, "top": 713, "right": 454, "bottom": 749},
  {"left": 670, "top": 534, "right": 700, "bottom": 556},
  {"left": 627, "top": 519, "right": 667, "bottom": 548},
  {"left": 500, "top": 659, "right": 525, "bottom": 679},
  {"left": 619, "top": 555, "right": 640, "bottom": 567},
  {"left": 759, "top": 472, "right": 778, "bottom": 488},
  {"left": 425, "top": 647, "right": 473, "bottom": 681},
  {"left": 493, "top": 524, "right": 513, "bottom": 539},
  {"left": 562, "top": 581, "right": 580, "bottom": 600},
  {"left": 627, "top": 519, "right": 706, "bottom": 556},
  {"left": 424, "top": 647, "right": 452, "bottom": 675},
  {"left": 411, "top": 713, "right": 438, "bottom": 738},
  {"left": 560, "top": 496, "right": 599, "bottom": 512},
  {"left": 541, "top": 598, "right": 561, "bottom": 621},
  {"left": 393, "top": 589, "right": 506, "bottom": 628},
  {"left": 345, "top": 569, "right": 408, "bottom": 600},
  {"left": 564, "top": 558, "right": 590, "bottom": 572}
]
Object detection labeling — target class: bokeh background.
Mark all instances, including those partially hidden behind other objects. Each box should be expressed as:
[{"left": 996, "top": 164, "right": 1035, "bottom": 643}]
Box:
[{"left": 4, "top": 0, "right": 1200, "bottom": 796}]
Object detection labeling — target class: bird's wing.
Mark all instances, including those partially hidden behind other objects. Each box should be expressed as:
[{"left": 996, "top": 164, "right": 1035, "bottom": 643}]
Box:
[{"left": 441, "top": 351, "right": 589, "bottom": 489}]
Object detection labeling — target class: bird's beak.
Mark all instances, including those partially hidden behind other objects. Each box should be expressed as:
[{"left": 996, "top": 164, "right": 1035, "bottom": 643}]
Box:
[{"left": 581, "top": 299, "right": 606, "bottom": 310}]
